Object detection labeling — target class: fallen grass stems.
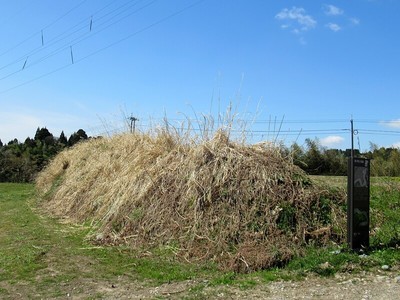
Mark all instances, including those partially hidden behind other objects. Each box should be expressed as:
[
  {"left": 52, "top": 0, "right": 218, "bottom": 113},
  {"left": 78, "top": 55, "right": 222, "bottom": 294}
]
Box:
[
  {"left": 36, "top": 128, "right": 348, "bottom": 271},
  {"left": 0, "top": 181, "right": 399, "bottom": 298}
]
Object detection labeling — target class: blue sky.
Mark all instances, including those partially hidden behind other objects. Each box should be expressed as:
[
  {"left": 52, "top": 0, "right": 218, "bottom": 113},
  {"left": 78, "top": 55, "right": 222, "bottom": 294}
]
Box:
[{"left": 1, "top": 0, "right": 400, "bottom": 150}]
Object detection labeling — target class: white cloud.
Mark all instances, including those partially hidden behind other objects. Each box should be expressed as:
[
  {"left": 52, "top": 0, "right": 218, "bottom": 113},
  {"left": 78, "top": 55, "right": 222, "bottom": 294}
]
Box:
[
  {"left": 326, "top": 23, "right": 342, "bottom": 32},
  {"left": 292, "top": 28, "right": 300, "bottom": 34},
  {"left": 381, "top": 119, "right": 400, "bottom": 128},
  {"left": 0, "top": 110, "right": 89, "bottom": 144},
  {"left": 320, "top": 136, "right": 345, "bottom": 147},
  {"left": 299, "top": 37, "right": 307, "bottom": 45},
  {"left": 350, "top": 18, "right": 360, "bottom": 25},
  {"left": 0, "top": 113, "right": 42, "bottom": 143},
  {"left": 324, "top": 4, "right": 344, "bottom": 16},
  {"left": 275, "top": 7, "right": 317, "bottom": 32}
]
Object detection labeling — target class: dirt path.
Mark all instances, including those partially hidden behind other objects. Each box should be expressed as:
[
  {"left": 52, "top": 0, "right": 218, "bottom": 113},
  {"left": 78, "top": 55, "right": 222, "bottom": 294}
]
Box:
[
  {"left": 75, "top": 272, "right": 400, "bottom": 299},
  {"left": 2, "top": 271, "right": 399, "bottom": 299}
]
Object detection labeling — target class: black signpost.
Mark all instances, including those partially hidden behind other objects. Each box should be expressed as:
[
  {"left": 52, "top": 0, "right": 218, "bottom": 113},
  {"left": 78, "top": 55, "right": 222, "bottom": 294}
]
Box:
[
  {"left": 347, "top": 119, "right": 371, "bottom": 250},
  {"left": 347, "top": 157, "right": 370, "bottom": 249}
]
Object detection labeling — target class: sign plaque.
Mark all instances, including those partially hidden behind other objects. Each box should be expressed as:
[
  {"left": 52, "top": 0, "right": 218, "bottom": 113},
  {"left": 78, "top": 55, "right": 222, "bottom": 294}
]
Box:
[{"left": 347, "top": 157, "right": 370, "bottom": 250}]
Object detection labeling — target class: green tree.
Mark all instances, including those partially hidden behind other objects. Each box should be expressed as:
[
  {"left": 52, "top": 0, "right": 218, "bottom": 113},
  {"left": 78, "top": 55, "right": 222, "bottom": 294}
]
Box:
[
  {"left": 325, "top": 149, "right": 347, "bottom": 176},
  {"left": 388, "top": 150, "right": 400, "bottom": 176},
  {"left": 34, "top": 127, "right": 53, "bottom": 141},
  {"left": 0, "top": 127, "right": 89, "bottom": 182},
  {"left": 303, "top": 138, "right": 327, "bottom": 175},
  {"left": 59, "top": 131, "right": 68, "bottom": 146},
  {"left": 24, "top": 137, "right": 36, "bottom": 148},
  {"left": 290, "top": 142, "right": 307, "bottom": 169},
  {"left": 76, "top": 129, "right": 88, "bottom": 140},
  {"left": 68, "top": 129, "right": 88, "bottom": 146}
]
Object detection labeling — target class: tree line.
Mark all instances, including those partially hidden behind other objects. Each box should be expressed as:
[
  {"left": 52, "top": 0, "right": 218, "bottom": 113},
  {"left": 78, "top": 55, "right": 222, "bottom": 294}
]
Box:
[
  {"left": 1, "top": 130, "right": 400, "bottom": 182},
  {"left": 289, "top": 138, "right": 400, "bottom": 177},
  {"left": 0, "top": 127, "right": 88, "bottom": 182}
]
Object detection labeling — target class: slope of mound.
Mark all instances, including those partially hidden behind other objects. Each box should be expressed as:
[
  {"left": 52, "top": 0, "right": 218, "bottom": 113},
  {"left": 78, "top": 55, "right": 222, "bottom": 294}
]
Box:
[{"left": 36, "top": 131, "right": 346, "bottom": 271}]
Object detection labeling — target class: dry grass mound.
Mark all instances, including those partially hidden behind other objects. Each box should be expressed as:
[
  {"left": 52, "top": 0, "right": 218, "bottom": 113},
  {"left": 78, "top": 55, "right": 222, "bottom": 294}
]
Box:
[{"left": 36, "top": 130, "right": 346, "bottom": 272}]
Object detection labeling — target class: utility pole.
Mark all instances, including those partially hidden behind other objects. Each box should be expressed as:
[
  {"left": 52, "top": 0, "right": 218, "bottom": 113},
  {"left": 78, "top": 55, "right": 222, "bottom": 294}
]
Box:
[
  {"left": 128, "top": 116, "right": 139, "bottom": 134},
  {"left": 351, "top": 118, "right": 354, "bottom": 160},
  {"left": 348, "top": 118, "right": 354, "bottom": 246}
]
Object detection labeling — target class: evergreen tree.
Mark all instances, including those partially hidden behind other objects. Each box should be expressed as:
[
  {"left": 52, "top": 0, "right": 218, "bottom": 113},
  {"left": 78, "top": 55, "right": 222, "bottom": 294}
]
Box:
[
  {"left": 34, "top": 127, "right": 53, "bottom": 142},
  {"left": 59, "top": 131, "right": 68, "bottom": 146},
  {"left": 0, "top": 139, "right": 3, "bottom": 147},
  {"left": 68, "top": 129, "right": 88, "bottom": 146},
  {"left": 24, "top": 137, "right": 36, "bottom": 148},
  {"left": 76, "top": 129, "right": 88, "bottom": 140},
  {"left": 0, "top": 127, "right": 91, "bottom": 182},
  {"left": 8, "top": 138, "right": 19, "bottom": 145},
  {"left": 44, "top": 135, "right": 55, "bottom": 146}
]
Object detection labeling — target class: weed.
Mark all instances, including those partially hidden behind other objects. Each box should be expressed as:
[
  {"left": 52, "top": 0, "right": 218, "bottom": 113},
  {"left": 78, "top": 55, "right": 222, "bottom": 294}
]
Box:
[
  {"left": 1, "top": 181, "right": 400, "bottom": 299},
  {"left": 209, "top": 272, "right": 236, "bottom": 286},
  {"left": 36, "top": 130, "right": 347, "bottom": 271},
  {"left": 370, "top": 184, "right": 400, "bottom": 247},
  {"left": 238, "top": 279, "right": 258, "bottom": 290},
  {"left": 0, "top": 287, "right": 9, "bottom": 296},
  {"left": 277, "top": 204, "right": 297, "bottom": 233},
  {"left": 286, "top": 246, "right": 360, "bottom": 276}
]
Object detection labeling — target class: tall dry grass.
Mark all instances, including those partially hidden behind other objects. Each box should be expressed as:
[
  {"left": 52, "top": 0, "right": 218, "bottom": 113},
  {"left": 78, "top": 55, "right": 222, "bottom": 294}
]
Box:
[{"left": 36, "top": 125, "right": 346, "bottom": 272}]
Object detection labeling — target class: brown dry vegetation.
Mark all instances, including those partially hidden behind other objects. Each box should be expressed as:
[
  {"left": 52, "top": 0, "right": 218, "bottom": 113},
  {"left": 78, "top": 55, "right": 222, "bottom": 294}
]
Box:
[{"left": 36, "top": 129, "right": 347, "bottom": 272}]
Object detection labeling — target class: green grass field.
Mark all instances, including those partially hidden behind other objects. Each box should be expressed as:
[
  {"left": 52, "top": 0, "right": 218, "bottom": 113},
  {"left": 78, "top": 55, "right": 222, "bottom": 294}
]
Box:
[
  {"left": 0, "top": 180, "right": 399, "bottom": 299},
  {"left": 0, "top": 183, "right": 260, "bottom": 298}
]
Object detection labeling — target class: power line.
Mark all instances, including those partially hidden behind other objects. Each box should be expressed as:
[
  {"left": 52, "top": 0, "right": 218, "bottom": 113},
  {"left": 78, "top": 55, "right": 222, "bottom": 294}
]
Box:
[
  {"left": 0, "top": 0, "right": 206, "bottom": 94},
  {"left": 0, "top": 0, "right": 146, "bottom": 72},
  {"left": 87, "top": 117, "right": 400, "bottom": 131},
  {"left": 0, "top": 0, "right": 155, "bottom": 79},
  {"left": 162, "top": 117, "right": 400, "bottom": 125},
  {"left": 86, "top": 118, "right": 400, "bottom": 143},
  {"left": 0, "top": 0, "right": 88, "bottom": 58},
  {"left": 253, "top": 119, "right": 349, "bottom": 124},
  {"left": 0, "top": 63, "right": 74, "bottom": 95},
  {"left": 0, "top": 17, "right": 89, "bottom": 73},
  {"left": 358, "top": 129, "right": 400, "bottom": 136}
]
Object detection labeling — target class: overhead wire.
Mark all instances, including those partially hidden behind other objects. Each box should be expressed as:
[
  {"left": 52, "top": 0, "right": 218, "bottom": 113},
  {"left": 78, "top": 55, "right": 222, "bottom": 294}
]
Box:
[
  {"left": 0, "top": 0, "right": 155, "bottom": 79},
  {"left": 1, "top": 2, "right": 398, "bottom": 144},
  {"left": 87, "top": 117, "right": 400, "bottom": 145},
  {"left": 84, "top": 116, "right": 400, "bottom": 149},
  {"left": 0, "top": 0, "right": 206, "bottom": 95},
  {"left": 0, "top": 17, "right": 89, "bottom": 72},
  {"left": 0, "top": 0, "right": 88, "bottom": 58},
  {"left": 252, "top": 119, "right": 349, "bottom": 124},
  {"left": 358, "top": 129, "right": 400, "bottom": 136}
]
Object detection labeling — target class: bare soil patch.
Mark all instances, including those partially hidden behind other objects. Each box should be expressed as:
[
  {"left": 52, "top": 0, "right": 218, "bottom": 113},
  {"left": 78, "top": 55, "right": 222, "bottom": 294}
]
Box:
[{"left": 1, "top": 270, "right": 400, "bottom": 299}]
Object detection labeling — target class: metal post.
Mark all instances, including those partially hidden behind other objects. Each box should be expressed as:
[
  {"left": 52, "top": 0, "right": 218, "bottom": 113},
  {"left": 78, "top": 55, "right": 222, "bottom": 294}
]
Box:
[
  {"left": 351, "top": 119, "right": 354, "bottom": 160},
  {"left": 348, "top": 119, "right": 354, "bottom": 246},
  {"left": 128, "top": 116, "right": 139, "bottom": 134}
]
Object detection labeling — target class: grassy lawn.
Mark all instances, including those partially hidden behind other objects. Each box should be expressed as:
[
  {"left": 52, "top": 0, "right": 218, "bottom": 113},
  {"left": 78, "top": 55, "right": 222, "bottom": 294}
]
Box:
[
  {"left": 0, "top": 180, "right": 399, "bottom": 299},
  {"left": 0, "top": 183, "right": 211, "bottom": 298},
  {"left": 0, "top": 183, "right": 264, "bottom": 299}
]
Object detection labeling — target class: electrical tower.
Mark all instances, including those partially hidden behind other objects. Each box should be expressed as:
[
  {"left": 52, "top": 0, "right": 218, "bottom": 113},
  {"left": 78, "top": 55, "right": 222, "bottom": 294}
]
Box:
[{"left": 128, "top": 116, "right": 139, "bottom": 134}]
